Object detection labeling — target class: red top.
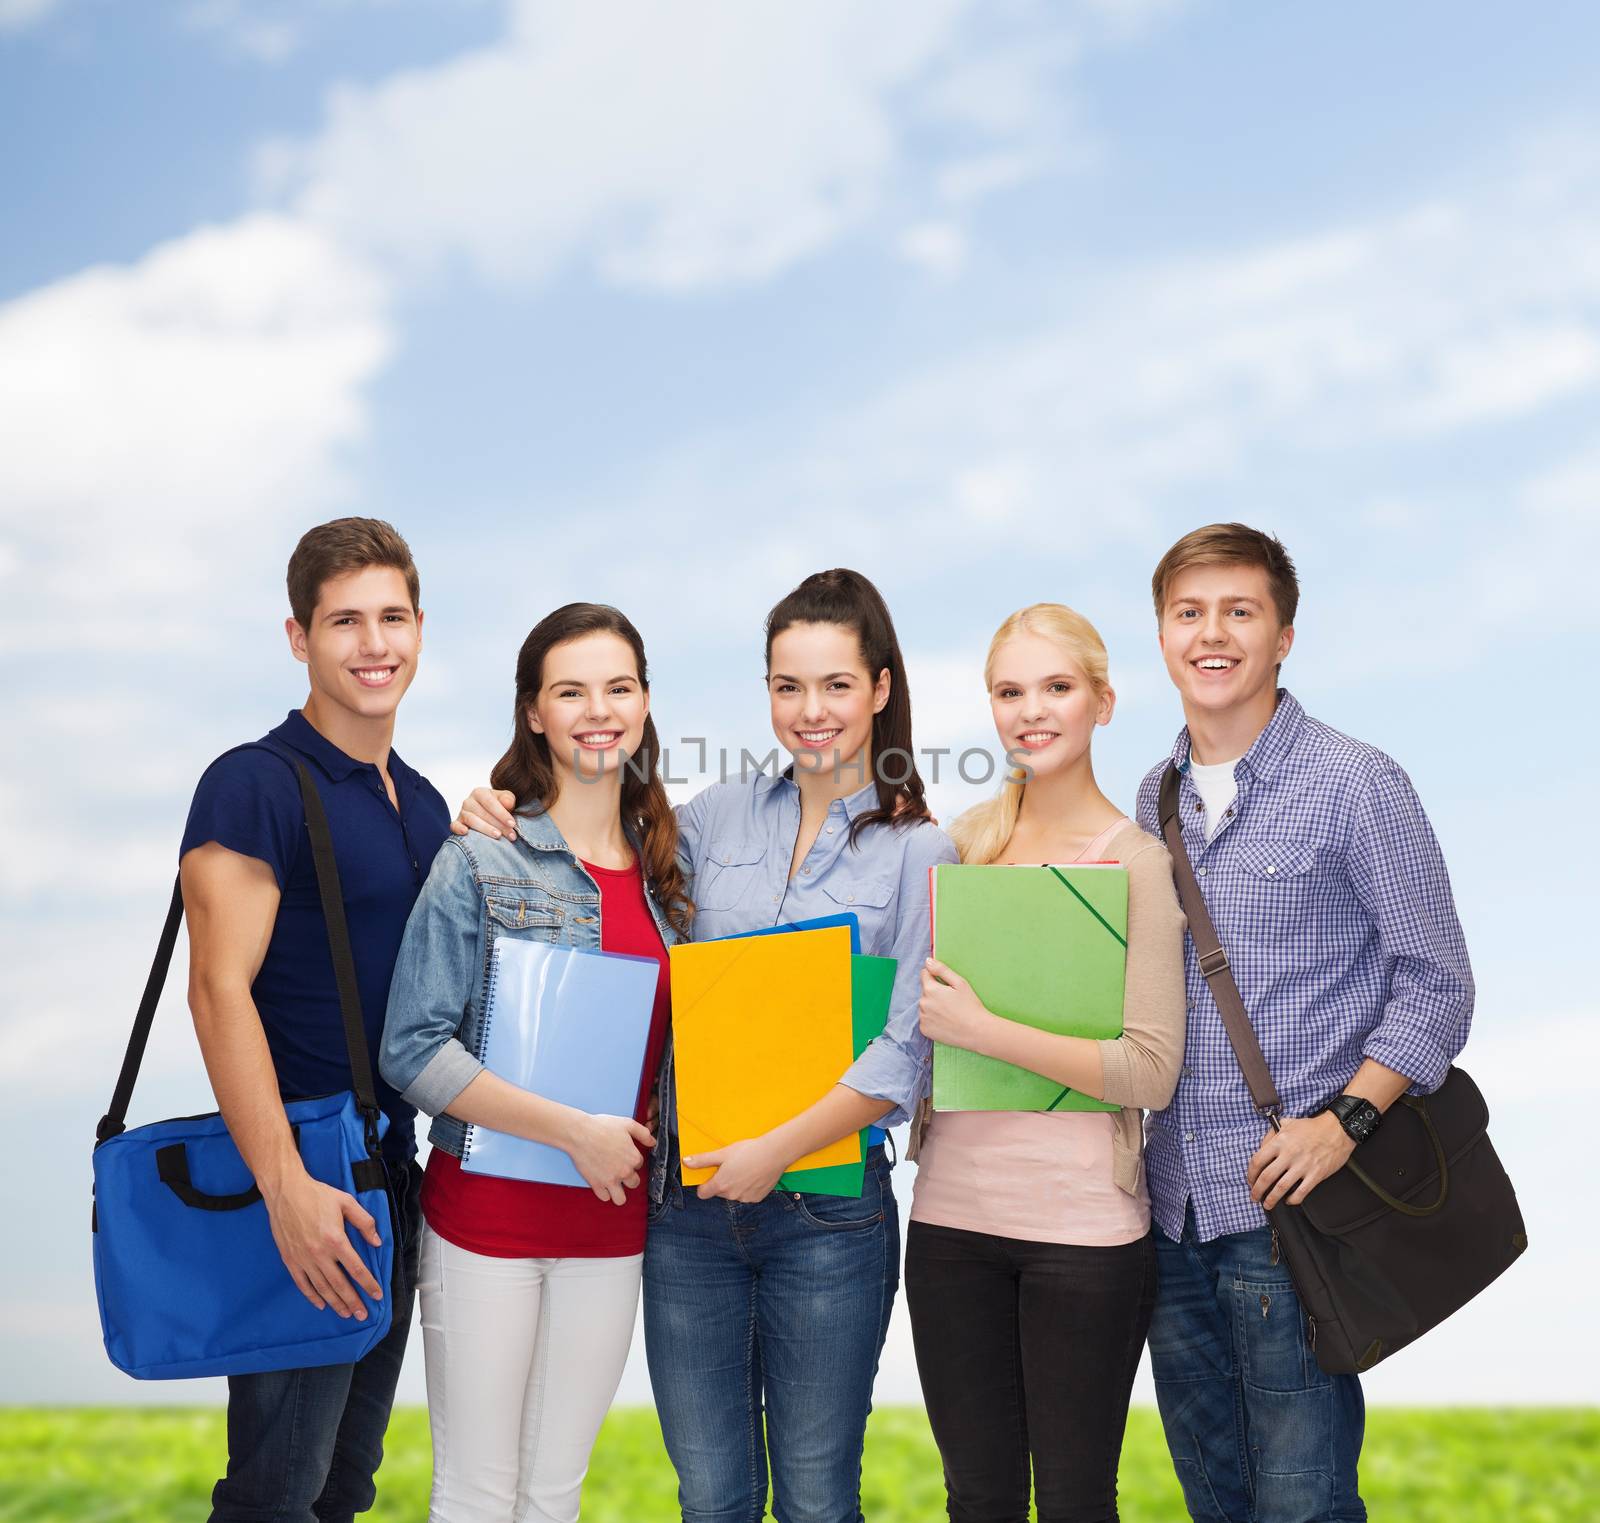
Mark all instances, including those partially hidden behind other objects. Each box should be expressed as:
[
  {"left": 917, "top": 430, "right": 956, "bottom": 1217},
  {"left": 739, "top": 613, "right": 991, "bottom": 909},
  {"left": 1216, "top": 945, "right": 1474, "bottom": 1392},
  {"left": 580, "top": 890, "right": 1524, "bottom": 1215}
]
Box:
[{"left": 420, "top": 857, "right": 672, "bottom": 1258}]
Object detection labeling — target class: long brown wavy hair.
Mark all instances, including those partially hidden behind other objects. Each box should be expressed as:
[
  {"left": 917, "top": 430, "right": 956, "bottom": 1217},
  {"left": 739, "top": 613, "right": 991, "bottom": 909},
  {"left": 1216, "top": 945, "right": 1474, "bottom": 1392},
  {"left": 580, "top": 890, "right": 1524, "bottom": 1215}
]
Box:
[
  {"left": 490, "top": 603, "right": 693, "bottom": 935},
  {"left": 764, "top": 568, "right": 934, "bottom": 848}
]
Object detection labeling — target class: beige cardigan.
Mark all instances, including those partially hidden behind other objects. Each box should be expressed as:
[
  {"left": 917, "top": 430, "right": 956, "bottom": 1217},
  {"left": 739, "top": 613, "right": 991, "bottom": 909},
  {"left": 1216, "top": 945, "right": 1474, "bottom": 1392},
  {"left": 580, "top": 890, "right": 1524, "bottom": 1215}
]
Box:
[{"left": 908, "top": 819, "right": 1188, "bottom": 1196}]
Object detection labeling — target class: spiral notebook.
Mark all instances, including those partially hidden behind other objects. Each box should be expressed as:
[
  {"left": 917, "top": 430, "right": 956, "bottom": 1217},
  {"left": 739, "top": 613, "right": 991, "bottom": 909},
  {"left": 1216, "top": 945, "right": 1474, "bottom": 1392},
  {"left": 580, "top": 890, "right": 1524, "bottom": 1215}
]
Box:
[{"left": 461, "top": 939, "right": 659, "bottom": 1188}]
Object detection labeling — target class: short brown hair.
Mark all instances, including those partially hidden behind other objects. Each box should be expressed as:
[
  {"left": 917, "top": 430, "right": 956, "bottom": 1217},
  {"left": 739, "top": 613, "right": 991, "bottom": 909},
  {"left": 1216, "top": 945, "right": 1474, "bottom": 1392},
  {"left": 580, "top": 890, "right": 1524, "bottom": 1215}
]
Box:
[
  {"left": 286, "top": 517, "right": 420, "bottom": 628},
  {"left": 1151, "top": 523, "right": 1299, "bottom": 627}
]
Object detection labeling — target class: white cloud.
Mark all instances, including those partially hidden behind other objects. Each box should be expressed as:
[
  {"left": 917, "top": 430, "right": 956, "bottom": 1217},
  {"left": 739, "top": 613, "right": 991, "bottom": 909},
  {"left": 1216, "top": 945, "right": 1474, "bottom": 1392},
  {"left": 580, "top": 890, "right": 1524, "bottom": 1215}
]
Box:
[
  {"left": 954, "top": 458, "right": 1033, "bottom": 522},
  {"left": 260, "top": 0, "right": 1150, "bottom": 291},
  {"left": 851, "top": 143, "right": 1600, "bottom": 554},
  {"left": 898, "top": 220, "right": 969, "bottom": 279},
  {"left": 936, "top": 150, "right": 1044, "bottom": 203},
  {"left": 0, "top": 213, "right": 393, "bottom": 654},
  {"left": 0, "top": 0, "right": 61, "bottom": 30},
  {"left": 185, "top": 0, "right": 302, "bottom": 63},
  {"left": 1516, "top": 445, "right": 1600, "bottom": 525},
  {"left": 1398, "top": 324, "right": 1600, "bottom": 431}
]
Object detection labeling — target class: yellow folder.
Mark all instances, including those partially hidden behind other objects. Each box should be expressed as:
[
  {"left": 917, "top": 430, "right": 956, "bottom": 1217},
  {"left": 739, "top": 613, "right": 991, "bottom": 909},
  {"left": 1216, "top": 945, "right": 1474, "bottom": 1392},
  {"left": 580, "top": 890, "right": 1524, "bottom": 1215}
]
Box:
[{"left": 670, "top": 925, "right": 859, "bottom": 1185}]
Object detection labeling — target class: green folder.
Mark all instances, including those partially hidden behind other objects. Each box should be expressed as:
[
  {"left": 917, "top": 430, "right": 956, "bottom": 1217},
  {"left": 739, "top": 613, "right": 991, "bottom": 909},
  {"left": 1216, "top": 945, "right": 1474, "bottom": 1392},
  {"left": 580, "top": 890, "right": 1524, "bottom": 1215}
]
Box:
[
  {"left": 931, "top": 864, "right": 1127, "bottom": 1113},
  {"left": 779, "top": 954, "right": 897, "bottom": 1197}
]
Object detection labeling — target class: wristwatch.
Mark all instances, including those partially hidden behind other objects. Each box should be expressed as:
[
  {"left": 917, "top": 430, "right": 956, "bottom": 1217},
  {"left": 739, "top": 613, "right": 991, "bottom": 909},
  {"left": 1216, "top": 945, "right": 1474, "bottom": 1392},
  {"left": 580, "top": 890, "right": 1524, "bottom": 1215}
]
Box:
[{"left": 1325, "top": 1093, "right": 1383, "bottom": 1144}]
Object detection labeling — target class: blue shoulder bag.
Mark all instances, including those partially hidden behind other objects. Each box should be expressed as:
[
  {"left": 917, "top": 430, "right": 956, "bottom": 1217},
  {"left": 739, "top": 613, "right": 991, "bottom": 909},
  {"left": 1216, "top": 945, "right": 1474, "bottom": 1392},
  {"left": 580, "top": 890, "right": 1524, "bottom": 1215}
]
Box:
[{"left": 91, "top": 759, "right": 395, "bottom": 1379}]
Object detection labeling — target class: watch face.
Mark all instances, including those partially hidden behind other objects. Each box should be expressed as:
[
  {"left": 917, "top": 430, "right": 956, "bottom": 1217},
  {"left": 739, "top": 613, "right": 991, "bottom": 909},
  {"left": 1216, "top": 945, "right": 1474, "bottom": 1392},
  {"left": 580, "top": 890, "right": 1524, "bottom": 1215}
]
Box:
[
  {"left": 1333, "top": 1096, "right": 1380, "bottom": 1141},
  {"left": 1347, "top": 1101, "right": 1379, "bottom": 1139}
]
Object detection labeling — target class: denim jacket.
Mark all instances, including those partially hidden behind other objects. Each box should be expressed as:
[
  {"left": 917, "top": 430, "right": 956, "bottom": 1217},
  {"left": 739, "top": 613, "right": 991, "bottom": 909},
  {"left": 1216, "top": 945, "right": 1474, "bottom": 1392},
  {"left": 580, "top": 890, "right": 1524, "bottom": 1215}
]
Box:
[{"left": 379, "top": 808, "right": 682, "bottom": 1201}]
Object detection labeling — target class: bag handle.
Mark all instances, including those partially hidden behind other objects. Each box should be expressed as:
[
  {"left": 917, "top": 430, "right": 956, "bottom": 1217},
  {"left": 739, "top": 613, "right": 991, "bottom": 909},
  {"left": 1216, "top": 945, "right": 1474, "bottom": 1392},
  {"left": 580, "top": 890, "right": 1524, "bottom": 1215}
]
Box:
[
  {"left": 1344, "top": 1095, "right": 1450, "bottom": 1217},
  {"left": 1158, "top": 763, "right": 1283, "bottom": 1124},
  {"left": 97, "top": 758, "right": 379, "bottom": 1145},
  {"left": 156, "top": 1125, "right": 302, "bottom": 1212}
]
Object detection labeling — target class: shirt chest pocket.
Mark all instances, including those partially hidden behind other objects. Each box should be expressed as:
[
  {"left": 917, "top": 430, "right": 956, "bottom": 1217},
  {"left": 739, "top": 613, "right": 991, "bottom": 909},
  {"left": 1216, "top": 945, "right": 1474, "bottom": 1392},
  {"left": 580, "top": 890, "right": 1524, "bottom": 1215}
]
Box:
[
  {"left": 1228, "top": 840, "right": 1319, "bottom": 944},
  {"left": 484, "top": 890, "right": 568, "bottom": 941},
  {"left": 819, "top": 873, "right": 897, "bottom": 946},
  {"left": 695, "top": 840, "right": 770, "bottom": 913}
]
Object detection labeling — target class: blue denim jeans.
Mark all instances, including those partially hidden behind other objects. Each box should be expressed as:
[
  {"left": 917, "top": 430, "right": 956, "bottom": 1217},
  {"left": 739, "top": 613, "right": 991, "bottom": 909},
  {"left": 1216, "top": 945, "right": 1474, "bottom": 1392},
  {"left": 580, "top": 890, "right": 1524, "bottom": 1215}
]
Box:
[
  {"left": 209, "top": 1159, "right": 424, "bottom": 1523},
  {"left": 643, "top": 1147, "right": 899, "bottom": 1523},
  {"left": 1149, "top": 1209, "right": 1366, "bottom": 1523}
]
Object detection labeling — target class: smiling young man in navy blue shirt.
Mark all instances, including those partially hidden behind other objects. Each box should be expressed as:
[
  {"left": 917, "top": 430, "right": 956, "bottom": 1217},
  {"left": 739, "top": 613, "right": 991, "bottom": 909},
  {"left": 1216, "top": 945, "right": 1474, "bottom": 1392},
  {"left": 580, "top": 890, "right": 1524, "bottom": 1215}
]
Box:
[{"left": 179, "top": 518, "right": 449, "bottom": 1523}]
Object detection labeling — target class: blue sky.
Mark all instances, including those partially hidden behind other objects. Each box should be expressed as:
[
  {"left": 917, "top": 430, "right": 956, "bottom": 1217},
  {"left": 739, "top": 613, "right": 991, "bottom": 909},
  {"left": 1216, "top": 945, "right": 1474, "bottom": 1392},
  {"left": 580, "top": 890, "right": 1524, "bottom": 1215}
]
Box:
[{"left": 2, "top": 0, "right": 1597, "bottom": 1406}]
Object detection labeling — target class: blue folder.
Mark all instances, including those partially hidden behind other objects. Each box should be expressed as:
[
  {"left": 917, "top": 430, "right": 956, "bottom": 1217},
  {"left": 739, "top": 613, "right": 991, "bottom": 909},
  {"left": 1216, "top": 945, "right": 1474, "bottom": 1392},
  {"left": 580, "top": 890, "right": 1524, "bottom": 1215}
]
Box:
[
  {"left": 461, "top": 940, "right": 659, "bottom": 1188},
  {"left": 720, "top": 912, "right": 862, "bottom": 954}
]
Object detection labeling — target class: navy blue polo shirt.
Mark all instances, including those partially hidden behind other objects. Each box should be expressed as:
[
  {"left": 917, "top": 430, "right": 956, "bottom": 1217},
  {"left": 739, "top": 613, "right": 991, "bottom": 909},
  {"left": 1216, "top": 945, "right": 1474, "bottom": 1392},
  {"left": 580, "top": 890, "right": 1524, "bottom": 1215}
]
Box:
[{"left": 180, "top": 710, "right": 450, "bottom": 1160}]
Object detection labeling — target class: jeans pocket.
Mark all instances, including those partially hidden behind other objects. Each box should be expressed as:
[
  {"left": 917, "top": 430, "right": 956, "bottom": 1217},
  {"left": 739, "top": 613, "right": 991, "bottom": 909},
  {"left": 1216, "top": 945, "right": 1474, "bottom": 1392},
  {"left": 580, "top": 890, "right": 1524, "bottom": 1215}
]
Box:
[
  {"left": 1235, "top": 1273, "right": 1336, "bottom": 1509},
  {"left": 1234, "top": 1275, "right": 1316, "bottom": 1393},
  {"left": 784, "top": 1167, "right": 884, "bottom": 1233}
]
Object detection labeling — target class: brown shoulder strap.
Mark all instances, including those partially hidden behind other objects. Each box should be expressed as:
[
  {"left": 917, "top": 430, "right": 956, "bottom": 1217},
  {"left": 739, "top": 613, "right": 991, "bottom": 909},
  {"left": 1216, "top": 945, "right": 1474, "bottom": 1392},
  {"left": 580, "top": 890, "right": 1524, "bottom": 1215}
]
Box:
[{"left": 1158, "top": 764, "right": 1283, "bottom": 1124}]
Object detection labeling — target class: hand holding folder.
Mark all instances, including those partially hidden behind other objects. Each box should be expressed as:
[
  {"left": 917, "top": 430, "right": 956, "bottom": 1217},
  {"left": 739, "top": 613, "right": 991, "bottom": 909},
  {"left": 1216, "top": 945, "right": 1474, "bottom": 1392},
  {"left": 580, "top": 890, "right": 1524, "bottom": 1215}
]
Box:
[
  {"left": 931, "top": 863, "right": 1128, "bottom": 1112},
  {"left": 669, "top": 925, "right": 860, "bottom": 1184},
  {"left": 777, "top": 952, "right": 896, "bottom": 1196},
  {"left": 461, "top": 939, "right": 659, "bottom": 1188}
]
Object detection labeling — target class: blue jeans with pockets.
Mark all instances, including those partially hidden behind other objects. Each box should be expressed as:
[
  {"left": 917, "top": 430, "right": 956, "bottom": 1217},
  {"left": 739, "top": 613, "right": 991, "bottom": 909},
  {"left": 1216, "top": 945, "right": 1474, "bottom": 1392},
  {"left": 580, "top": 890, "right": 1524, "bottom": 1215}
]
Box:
[
  {"left": 1149, "top": 1207, "right": 1365, "bottom": 1523},
  {"left": 643, "top": 1147, "right": 899, "bottom": 1523},
  {"left": 208, "top": 1158, "right": 423, "bottom": 1523}
]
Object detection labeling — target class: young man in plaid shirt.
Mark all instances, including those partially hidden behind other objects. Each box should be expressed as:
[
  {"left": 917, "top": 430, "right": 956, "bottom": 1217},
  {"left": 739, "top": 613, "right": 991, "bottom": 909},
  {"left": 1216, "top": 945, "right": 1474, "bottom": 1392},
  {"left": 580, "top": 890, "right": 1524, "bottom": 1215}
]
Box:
[{"left": 1134, "top": 524, "right": 1473, "bottom": 1523}]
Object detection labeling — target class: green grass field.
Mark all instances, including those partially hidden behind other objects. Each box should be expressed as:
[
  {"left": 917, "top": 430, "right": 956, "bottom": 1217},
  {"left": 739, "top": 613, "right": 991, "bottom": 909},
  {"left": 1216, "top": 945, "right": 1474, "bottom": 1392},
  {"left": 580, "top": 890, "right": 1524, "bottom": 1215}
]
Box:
[{"left": 2, "top": 1407, "right": 1595, "bottom": 1521}]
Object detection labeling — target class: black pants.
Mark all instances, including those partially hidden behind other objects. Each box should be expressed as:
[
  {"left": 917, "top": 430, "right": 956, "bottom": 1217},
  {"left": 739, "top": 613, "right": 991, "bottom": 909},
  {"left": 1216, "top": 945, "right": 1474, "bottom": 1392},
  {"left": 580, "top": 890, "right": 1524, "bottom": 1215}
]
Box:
[{"left": 905, "top": 1220, "right": 1156, "bottom": 1523}]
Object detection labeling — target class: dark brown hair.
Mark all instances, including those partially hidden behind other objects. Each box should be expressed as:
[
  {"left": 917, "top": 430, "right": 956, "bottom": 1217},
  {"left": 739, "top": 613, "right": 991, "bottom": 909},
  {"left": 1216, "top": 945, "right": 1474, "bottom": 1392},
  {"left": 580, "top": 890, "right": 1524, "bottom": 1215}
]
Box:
[
  {"left": 764, "top": 568, "right": 933, "bottom": 847},
  {"left": 1150, "top": 522, "right": 1299, "bottom": 627},
  {"left": 286, "top": 517, "right": 420, "bottom": 629},
  {"left": 490, "top": 604, "right": 692, "bottom": 935}
]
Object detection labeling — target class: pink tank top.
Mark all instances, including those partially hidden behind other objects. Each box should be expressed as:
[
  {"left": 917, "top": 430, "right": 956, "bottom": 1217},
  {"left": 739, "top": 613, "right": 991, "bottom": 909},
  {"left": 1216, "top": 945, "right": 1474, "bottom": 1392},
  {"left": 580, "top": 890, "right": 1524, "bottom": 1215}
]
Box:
[{"left": 909, "top": 818, "right": 1151, "bottom": 1247}]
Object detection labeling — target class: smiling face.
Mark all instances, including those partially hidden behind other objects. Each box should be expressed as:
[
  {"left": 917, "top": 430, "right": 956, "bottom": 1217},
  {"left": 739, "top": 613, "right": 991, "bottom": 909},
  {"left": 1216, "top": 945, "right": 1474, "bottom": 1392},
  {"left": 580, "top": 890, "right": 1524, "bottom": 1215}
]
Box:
[
  {"left": 1159, "top": 562, "right": 1293, "bottom": 721},
  {"left": 288, "top": 564, "right": 422, "bottom": 722},
  {"left": 767, "top": 621, "right": 889, "bottom": 778},
  {"left": 989, "top": 631, "right": 1113, "bottom": 779},
  {"left": 528, "top": 631, "right": 649, "bottom": 782}
]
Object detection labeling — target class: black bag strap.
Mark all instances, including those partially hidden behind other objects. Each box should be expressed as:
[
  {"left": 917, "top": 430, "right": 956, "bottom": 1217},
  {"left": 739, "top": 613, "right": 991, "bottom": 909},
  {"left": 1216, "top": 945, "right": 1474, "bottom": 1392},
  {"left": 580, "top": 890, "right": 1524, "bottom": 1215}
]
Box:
[
  {"left": 1157, "top": 763, "right": 1283, "bottom": 1125},
  {"left": 1159, "top": 763, "right": 1464, "bottom": 1216},
  {"left": 296, "top": 761, "right": 380, "bottom": 1129},
  {"left": 97, "top": 756, "right": 379, "bottom": 1144},
  {"left": 98, "top": 876, "right": 184, "bottom": 1143}
]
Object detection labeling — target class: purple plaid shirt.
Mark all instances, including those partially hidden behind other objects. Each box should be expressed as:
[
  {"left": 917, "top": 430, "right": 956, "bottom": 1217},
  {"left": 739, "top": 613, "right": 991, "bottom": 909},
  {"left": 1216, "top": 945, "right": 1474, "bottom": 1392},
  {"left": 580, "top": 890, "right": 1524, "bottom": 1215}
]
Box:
[{"left": 1134, "top": 691, "right": 1473, "bottom": 1243}]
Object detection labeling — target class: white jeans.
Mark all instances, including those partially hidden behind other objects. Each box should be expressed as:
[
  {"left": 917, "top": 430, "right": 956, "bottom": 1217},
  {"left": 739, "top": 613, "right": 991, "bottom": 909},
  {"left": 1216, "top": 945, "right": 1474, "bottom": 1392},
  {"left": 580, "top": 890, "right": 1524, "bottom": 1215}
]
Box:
[{"left": 417, "top": 1223, "right": 643, "bottom": 1523}]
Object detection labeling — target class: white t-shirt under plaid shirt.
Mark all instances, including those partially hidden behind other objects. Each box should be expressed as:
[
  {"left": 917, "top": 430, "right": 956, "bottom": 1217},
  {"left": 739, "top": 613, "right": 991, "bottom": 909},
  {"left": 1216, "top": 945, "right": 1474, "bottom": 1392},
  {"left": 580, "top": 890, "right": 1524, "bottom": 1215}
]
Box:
[{"left": 1134, "top": 690, "right": 1474, "bottom": 1243}]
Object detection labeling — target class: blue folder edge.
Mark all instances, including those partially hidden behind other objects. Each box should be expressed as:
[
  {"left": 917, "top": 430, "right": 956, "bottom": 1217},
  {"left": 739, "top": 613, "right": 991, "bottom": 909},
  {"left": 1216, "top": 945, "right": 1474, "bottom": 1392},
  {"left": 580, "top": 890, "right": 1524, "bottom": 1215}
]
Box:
[{"left": 718, "top": 912, "right": 862, "bottom": 954}]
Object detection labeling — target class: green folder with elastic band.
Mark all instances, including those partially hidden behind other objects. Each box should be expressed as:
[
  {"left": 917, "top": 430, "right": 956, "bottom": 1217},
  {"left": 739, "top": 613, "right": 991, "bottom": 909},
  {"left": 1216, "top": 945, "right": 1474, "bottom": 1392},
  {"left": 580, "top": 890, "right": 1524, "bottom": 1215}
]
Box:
[
  {"left": 778, "top": 954, "right": 898, "bottom": 1197},
  {"left": 930, "top": 863, "right": 1127, "bottom": 1113}
]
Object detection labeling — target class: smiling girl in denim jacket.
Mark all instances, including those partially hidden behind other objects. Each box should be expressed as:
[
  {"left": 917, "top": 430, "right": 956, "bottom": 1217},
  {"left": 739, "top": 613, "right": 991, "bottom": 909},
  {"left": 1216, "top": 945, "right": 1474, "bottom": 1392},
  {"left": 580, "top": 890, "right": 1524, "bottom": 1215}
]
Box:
[
  {"left": 459, "top": 569, "right": 957, "bottom": 1522},
  {"left": 380, "top": 603, "right": 691, "bottom": 1523}
]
